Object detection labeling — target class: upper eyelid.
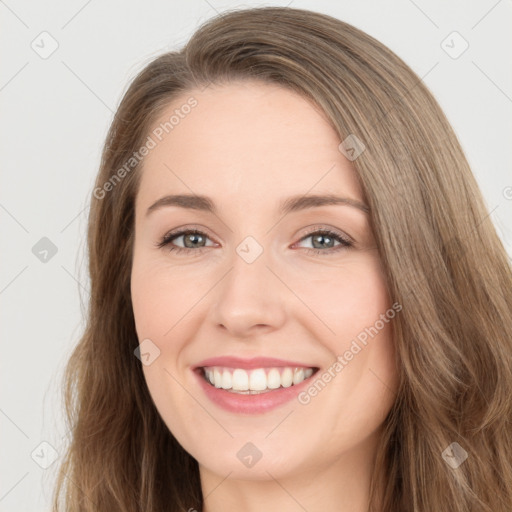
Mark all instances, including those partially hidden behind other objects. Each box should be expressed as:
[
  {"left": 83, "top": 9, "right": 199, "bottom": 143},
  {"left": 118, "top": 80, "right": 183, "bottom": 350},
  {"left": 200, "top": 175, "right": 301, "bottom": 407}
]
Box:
[
  {"left": 162, "top": 225, "right": 348, "bottom": 239},
  {"left": 161, "top": 226, "right": 217, "bottom": 244}
]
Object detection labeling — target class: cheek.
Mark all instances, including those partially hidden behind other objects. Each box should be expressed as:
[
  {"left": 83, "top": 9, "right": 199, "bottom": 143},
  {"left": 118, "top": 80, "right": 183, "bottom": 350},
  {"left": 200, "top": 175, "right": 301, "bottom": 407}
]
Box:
[
  {"left": 131, "top": 265, "right": 198, "bottom": 438},
  {"left": 289, "top": 254, "right": 391, "bottom": 344},
  {"left": 291, "top": 255, "right": 398, "bottom": 400},
  {"left": 131, "top": 277, "right": 173, "bottom": 337},
  {"left": 130, "top": 258, "right": 203, "bottom": 340}
]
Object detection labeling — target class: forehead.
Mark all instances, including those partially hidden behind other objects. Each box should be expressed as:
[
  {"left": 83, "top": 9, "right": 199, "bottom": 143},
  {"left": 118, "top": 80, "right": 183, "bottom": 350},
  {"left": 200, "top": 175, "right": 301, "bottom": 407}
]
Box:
[{"left": 136, "top": 81, "right": 363, "bottom": 210}]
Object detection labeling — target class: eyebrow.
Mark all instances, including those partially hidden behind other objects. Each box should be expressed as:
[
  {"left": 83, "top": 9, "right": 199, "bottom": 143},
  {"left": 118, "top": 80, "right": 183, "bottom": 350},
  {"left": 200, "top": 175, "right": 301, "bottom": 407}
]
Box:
[{"left": 145, "top": 193, "right": 370, "bottom": 217}]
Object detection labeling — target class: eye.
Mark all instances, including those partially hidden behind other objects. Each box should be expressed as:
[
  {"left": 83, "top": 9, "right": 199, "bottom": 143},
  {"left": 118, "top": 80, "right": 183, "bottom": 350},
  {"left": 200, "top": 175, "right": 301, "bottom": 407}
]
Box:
[
  {"left": 156, "top": 226, "right": 353, "bottom": 256},
  {"left": 294, "top": 227, "right": 353, "bottom": 256},
  {"left": 156, "top": 228, "right": 216, "bottom": 255}
]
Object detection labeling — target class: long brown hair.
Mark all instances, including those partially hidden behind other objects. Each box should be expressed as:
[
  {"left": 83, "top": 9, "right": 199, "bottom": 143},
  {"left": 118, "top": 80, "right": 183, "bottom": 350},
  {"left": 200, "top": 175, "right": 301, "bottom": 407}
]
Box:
[{"left": 51, "top": 6, "right": 512, "bottom": 511}]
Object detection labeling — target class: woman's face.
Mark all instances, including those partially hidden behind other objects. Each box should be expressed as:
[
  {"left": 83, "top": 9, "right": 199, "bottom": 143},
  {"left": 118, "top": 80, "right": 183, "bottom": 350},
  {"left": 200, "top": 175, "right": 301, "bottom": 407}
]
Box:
[{"left": 131, "top": 81, "right": 399, "bottom": 482}]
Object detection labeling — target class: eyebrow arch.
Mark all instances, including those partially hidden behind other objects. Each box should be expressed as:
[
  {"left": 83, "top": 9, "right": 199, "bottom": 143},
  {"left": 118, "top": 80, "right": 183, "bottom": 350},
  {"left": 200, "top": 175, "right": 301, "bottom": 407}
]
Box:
[{"left": 145, "top": 193, "right": 370, "bottom": 217}]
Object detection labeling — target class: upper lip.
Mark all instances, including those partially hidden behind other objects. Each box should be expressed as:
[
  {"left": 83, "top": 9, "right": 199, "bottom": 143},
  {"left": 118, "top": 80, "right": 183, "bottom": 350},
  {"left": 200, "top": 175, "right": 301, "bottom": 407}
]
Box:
[{"left": 193, "top": 356, "right": 317, "bottom": 370}]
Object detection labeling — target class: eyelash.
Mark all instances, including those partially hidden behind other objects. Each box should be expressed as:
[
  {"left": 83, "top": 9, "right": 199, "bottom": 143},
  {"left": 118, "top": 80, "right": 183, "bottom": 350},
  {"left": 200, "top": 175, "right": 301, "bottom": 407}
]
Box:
[{"left": 155, "top": 226, "right": 353, "bottom": 256}]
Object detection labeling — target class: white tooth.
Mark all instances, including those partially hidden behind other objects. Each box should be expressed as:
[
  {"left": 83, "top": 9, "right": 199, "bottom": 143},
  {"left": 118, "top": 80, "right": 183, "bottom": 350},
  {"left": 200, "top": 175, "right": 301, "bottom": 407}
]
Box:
[
  {"left": 205, "top": 369, "right": 214, "bottom": 384},
  {"left": 267, "top": 368, "right": 281, "bottom": 389},
  {"left": 249, "top": 369, "right": 267, "bottom": 391},
  {"left": 304, "top": 368, "right": 313, "bottom": 378},
  {"left": 232, "top": 369, "right": 249, "bottom": 391},
  {"left": 221, "top": 369, "right": 232, "bottom": 389},
  {"left": 213, "top": 368, "right": 223, "bottom": 388},
  {"left": 293, "top": 368, "right": 305, "bottom": 385},
  {"left": 281, "top": 367, "right": 293, "bottom": 387}
]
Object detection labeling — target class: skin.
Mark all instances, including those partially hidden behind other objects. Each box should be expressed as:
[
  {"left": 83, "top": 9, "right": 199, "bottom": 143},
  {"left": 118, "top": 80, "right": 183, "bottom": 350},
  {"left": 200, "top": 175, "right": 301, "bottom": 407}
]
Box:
[{"left": 130, "top": 80, "right": 399, "bottom": 512}]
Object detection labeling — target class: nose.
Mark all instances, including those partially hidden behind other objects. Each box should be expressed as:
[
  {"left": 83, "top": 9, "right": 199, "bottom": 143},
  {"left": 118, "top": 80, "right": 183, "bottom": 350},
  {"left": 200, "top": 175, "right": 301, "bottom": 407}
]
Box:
[{"left": 209, "top": 247, "right": 287, "bottom": 338}]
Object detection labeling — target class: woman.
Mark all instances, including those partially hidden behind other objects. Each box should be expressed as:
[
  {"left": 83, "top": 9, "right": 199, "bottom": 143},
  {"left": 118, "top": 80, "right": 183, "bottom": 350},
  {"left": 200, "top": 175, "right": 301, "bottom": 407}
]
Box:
[{"left": 52, "top": 6, "right": 512, "bottom": 512}]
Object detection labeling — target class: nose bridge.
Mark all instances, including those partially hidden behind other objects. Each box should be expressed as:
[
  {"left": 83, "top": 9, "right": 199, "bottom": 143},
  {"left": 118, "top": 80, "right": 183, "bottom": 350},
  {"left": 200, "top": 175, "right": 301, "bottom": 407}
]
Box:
[{"left": 210, "top": 237, "right": 286, "bottom": 335}]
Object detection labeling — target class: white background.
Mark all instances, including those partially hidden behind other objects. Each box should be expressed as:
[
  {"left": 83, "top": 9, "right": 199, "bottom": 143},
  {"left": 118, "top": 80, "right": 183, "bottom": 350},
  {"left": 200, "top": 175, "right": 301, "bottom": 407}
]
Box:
[{"left": 1, "top": 0, "right": 511, "bottom": 510}]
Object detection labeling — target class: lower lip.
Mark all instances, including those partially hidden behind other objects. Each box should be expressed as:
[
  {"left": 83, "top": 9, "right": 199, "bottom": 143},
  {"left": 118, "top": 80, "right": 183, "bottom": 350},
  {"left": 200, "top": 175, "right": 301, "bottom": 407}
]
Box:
[{"left": 193, "top": 369, "right": 315, "bottom": 414}]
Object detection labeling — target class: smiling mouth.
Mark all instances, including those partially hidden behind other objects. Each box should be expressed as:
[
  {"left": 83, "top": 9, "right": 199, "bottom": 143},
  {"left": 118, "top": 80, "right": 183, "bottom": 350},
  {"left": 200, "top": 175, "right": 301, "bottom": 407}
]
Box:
[{"left": 199, "top": 366, "right": 319, "bottom": 394}]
